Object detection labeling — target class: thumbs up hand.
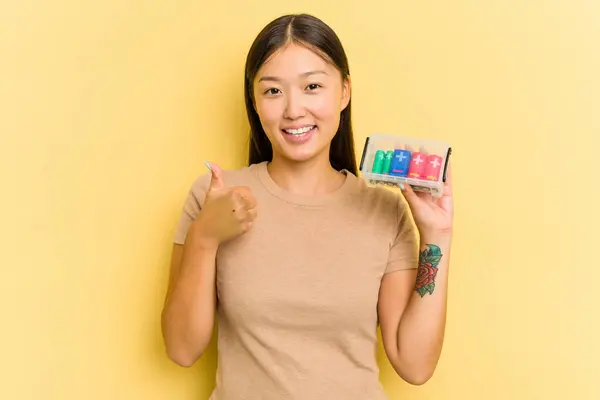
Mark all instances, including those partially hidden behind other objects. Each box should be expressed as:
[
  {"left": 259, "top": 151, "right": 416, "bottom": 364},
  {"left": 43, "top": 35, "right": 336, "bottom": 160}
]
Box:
[{"left": 188, "top": 162, "right": 258, "bottom": 248}]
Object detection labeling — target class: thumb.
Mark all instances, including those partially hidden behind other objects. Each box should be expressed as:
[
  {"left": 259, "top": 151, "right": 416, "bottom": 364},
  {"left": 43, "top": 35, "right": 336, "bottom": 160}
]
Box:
[{"left": 205, "top": 161, "right": 224, "bottom": 191}]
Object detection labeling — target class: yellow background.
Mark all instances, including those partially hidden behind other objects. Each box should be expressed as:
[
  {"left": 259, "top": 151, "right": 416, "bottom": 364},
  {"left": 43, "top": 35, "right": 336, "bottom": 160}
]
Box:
[{"left": 2, "top": 1, "right": 598, "bottom": 399}]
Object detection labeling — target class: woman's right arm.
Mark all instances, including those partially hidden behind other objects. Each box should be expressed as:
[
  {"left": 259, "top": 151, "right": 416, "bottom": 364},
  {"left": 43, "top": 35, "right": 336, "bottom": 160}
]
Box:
[
  {"left": 160, "top": 162, "right": 257, "bottom": 367},
  {"left": 161, "top": 233, "right": 218, "bottom": 367}
]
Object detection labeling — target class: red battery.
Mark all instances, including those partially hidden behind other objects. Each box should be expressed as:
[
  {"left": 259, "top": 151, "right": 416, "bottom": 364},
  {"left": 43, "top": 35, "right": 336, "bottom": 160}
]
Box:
[
  {"left": 424, "top": 154, "right": 443, "bottom": 181},
  {"left": 408, "top": 152, "right": 427, "bottom": 178}
]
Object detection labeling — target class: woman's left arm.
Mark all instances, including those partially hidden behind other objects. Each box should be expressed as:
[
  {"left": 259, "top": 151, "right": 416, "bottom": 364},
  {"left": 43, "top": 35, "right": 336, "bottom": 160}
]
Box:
[{"left": 378, "top": 163, "right": 454, "bottom": 385}]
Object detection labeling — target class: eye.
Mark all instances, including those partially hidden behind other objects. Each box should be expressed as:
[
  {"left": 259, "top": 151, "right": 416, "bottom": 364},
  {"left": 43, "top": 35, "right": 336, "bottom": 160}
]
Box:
[
  {"left": 264, "top": 88, "right": 281, "bottom": 95},
  {"left": 306, "top": 83, "right": 321, "bottom": 91}
]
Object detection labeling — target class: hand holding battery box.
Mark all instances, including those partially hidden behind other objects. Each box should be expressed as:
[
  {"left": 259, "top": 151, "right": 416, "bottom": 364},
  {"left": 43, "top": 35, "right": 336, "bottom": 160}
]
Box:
[{"left": 359, "top": 134, "right": 452, "bottom": 198}]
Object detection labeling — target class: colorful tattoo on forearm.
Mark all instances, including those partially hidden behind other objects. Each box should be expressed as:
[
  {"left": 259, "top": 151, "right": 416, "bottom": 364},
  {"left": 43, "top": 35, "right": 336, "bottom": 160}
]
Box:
[{"left": 415, "top": 244, "right": 442, "bottom": 297}]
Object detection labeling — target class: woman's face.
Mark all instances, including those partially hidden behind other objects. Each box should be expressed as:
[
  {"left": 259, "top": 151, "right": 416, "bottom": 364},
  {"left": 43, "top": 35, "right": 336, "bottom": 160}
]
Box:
[{"left": 253, "top": 43, "right": 350, "bottom": 165}]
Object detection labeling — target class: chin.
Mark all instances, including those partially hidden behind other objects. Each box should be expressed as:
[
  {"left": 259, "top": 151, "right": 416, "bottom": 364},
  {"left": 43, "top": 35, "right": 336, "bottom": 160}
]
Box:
[
  {"left": 283, "top": 153, "right": 317, "bottom": 163},
  {"left": 278, "top": 146, "right": 329, "bottom": 164}
]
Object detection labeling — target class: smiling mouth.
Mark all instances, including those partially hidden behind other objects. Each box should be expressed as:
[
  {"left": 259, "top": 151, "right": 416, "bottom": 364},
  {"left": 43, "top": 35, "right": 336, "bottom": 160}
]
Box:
[{"left": 281, "top": 125, "right": 316, "bottom": 137}]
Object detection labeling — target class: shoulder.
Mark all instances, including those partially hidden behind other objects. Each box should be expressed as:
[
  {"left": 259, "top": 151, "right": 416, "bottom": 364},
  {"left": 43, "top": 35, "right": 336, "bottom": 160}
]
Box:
[
  {"left": 347, "top": 175, "right": 417, "bottom": 251},
  {"left": 349, "top": 174, "right": 407, "bottom": 218}
]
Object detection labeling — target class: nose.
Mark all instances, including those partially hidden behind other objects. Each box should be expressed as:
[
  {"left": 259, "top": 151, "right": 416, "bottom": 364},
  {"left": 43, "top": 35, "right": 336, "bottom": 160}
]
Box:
[{"left": 283, "top": 91, "right": 305, "bottom": 120}]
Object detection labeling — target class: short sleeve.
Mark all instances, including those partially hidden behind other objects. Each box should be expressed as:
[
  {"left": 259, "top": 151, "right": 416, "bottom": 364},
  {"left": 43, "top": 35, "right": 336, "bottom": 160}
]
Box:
[
  {"left": 384, "top": 197, "right": 420, "bottom": 274},
  {"left": 173, "top": 173, "right": 211, "bottom": 245}
]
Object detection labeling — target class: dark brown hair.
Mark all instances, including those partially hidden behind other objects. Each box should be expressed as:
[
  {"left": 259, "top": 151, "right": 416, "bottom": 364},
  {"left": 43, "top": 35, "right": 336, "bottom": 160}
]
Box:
[{"left": 244, "top": 13, "right": 357, "bottom": 175}]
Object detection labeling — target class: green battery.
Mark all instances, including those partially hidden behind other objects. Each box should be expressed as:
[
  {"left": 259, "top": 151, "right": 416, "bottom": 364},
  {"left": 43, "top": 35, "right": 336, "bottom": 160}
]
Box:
[
  {"left": 382, "top": 150, "right": 393, "bottom": 174},
  {"left": 372, "top": 150, "right": 385, "bottom": 173}
]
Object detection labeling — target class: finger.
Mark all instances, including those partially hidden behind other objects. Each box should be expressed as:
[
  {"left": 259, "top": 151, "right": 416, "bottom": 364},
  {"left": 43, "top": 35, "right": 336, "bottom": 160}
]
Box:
[
  {"left": 246, "top": 208, "right": 258, "bottom": 221},
  {"left": 233, "top": 206, "right": 255, "bottom": 221},
  {"left": 241, "top": 220, "right": 253, "bottom": 233},
  {"left": 400, "top": 183, "right": 421, "bottom": 207},
  {"left": 231, "top": 191, "right": 256, "bottom": 216},
  {"left": 242, "top": 194, "right": 257, "bottom": 210},
  {"left": 205, "top": 161, "right": 225, "bottom": 191},
  {"left": 416, "top": 190, "right": 433, "bottom": 203},
  {"left": 234, "top": 187, "right": 257, "bottom": 209}
]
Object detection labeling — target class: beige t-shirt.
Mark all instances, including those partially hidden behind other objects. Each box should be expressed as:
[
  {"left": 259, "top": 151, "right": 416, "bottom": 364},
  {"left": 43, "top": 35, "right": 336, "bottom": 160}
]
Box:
[{"left": 174, "top": 161, "right": 419, "bottom": 400}]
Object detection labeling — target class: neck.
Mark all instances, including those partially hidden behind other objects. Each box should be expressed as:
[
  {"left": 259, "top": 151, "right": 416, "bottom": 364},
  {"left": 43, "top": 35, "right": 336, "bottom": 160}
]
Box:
[{"left": 267, "top": 153, "right": 346, "bottom": 196}]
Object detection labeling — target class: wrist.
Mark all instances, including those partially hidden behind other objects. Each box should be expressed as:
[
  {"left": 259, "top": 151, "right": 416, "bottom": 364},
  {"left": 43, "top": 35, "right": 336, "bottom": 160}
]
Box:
[
  {"left": 187, "top": 221, "right": 221, "bottom": 252},
  {"left": 189, "top": 234, "right": 220, "bottom": 253},
  {"left": 419, "top": 230, "right": 452, "bottom": 248},
  {"left": 181, "top": 233, "right": 219, "bottom": 271}
]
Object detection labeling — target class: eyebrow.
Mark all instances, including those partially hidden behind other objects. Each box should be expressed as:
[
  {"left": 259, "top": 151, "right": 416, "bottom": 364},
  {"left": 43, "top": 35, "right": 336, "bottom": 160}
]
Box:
[{"left": 258, "top": 70, "right": 328, "bottom": 82}]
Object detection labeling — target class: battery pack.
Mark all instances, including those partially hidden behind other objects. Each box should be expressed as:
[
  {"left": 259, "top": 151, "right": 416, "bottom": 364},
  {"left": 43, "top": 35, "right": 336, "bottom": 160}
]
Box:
[{"left": 359, "top": 134, "right": 452, "bottom": 197}]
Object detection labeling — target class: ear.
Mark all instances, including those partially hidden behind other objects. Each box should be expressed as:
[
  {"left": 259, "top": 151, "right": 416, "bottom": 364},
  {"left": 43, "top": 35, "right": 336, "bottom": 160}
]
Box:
[{"left": 340, "top": 75, "right": 351, "bottom": 112}]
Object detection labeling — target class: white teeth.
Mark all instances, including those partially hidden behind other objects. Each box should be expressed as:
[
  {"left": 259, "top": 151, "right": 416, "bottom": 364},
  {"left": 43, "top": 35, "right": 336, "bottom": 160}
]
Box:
[{"left": 284, "top": 126, "right": 315, "bottom": 135}]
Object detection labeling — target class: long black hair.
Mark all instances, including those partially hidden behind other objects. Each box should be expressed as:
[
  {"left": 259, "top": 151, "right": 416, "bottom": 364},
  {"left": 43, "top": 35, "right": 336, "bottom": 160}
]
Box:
[{"left": 243, "top": 14, "right": 357, "bottom": 175}]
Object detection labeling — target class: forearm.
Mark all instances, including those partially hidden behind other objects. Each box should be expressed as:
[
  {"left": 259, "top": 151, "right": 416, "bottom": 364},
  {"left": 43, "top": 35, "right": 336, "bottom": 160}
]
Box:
[
  {"left": 161, "top": 242, "right": 218, "bottom": 367},
  {"left": 396, "top": 234, "right": 451, "bottom": 382}
]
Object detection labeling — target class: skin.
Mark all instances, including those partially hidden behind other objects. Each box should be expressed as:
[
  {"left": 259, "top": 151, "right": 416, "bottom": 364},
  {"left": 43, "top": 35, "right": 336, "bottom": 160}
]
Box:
[
  {"left": 252, "top": 43, "right": 350, "bottom": 196},
  {"left": 161, "top": 42, "right": 453, "bottom": 386},
  {"left": 161, "top": 164, "right": 257, "bottom": 366}
]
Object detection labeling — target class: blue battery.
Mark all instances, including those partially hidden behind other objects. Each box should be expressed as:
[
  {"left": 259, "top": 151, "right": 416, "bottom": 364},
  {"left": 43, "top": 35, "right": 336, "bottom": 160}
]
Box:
[{"left": 390, "top": 149, "right": 411, "bottom": 176}]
